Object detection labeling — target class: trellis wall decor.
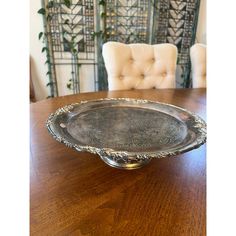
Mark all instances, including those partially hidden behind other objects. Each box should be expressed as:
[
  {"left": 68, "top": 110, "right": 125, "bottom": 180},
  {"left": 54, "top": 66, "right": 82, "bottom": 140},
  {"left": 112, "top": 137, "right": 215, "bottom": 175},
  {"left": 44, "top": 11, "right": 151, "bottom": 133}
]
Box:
[
  {"left": 104, "top": 1, "right": 152, "bottom": 43},
  {"left": 39, "top": 0, "right": 201, "bottom": 97},
  {"left": 153, "top": 0, "right": 201, "bottom": 87}
]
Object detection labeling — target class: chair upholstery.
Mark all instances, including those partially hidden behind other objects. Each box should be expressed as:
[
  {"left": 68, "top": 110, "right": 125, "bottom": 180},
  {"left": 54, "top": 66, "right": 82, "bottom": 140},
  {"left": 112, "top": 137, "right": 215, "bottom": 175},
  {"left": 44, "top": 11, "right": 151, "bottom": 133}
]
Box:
[
  {"left": 190, "top": 43, "right": 206, "bottom": 88},
  {"left": 102, "top": 42, "right": 178, "bottom": 90}
]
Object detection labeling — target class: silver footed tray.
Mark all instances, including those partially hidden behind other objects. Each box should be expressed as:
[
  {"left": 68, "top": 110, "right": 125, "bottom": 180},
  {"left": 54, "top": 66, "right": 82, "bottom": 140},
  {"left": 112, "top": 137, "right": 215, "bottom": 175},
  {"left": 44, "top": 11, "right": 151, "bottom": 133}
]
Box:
[{"left": 46, "top": 98, "right": 206, "bottom": 170}]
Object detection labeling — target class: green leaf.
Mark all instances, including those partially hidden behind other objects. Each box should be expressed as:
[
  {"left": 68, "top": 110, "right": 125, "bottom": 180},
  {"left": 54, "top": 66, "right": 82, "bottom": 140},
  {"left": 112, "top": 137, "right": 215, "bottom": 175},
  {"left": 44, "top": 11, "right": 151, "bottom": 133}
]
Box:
[
  {"left": 45, "top": 59, "right": 50, "bottom": 64},
  {"left": 72, "top": 48, "right": 77, "bottom": 54},
  {"left": 41, "top": 47, "right": 48, "bottom": 53},
  {"left": 102, "top": 32, "right": 107, "bottom": 40},
  {"left": 46, "top": 82, "right": 53, "bottom": 86},
  {"left": 91, "top": 31, "right": 103, "bottom": 39},
  {"left": 46, "top": 14, "right": 53, "bottom": 21},
  {"left": 91, "top": 33, "right": 95, "bottom": 40},
  {"left": 47, "top": 1, "right": 54, "bottom": 8},
  {"left": 177, "top": 57, "right": 180, "bottom": 64},
  {"left": 62, "top": 32, "right": 68, "bottom": 39},
  {"left": 67, "top": 83, "right": 72, "bottom": 89},
  {"left": 38, "top": 32, "right": 44, "bottom": 40},
  {"left": 63, "top": 0, "right": 71, "bottom": 8},
  {"left": 38, "top": 8, "right": 46, "bottom": 15},
  {"left": 100, "top": 12, "right": 105, "bottom": 18},
  {"left": 99, "top": 0, "right": 106, "bottom": 5},
  {"left": 46, "top": 71, "right": 51, "bottom": 75},
  {"left": 64, "top": 19, "right": 70, "bottom": 25}
]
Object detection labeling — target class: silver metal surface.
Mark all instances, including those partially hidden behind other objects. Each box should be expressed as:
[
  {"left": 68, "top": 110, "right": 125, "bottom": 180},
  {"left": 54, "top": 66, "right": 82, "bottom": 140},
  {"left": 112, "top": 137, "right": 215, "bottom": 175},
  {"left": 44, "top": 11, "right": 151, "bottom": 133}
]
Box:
[{"left": 46, "top": 98, "right": 206, "bottom": 169}]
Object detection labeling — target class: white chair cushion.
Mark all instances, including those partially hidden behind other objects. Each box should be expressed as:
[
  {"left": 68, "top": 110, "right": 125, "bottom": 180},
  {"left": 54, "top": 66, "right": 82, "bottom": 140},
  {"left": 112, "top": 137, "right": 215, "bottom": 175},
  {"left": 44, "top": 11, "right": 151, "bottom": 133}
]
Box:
[
  {"left": 102, "top": 42, "right": 178, "bottom": 90},
  {"left": 190, "top": 43, "right": 206, "bottom": 88}
]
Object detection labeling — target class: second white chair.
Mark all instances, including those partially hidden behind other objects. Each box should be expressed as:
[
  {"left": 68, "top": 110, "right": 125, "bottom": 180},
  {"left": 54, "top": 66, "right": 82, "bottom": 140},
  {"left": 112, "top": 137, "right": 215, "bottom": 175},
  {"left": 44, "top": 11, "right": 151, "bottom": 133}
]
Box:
[
  {"left": 102, "top": 42, "right": 178, "bottom": 91},
  {"left": 190, "top": 43, "right": 206, "bottom": 88}
]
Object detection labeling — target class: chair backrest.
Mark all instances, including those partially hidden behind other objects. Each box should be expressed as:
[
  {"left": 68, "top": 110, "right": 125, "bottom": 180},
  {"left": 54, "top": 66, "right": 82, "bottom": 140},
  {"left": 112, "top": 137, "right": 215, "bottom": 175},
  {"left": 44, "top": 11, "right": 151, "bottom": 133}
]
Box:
[
  {"left": 102, "top": 42, "right": 178, "bottom": 91},
  {"left": 190, "top": 43, "right": 206, "bottom": 88}
]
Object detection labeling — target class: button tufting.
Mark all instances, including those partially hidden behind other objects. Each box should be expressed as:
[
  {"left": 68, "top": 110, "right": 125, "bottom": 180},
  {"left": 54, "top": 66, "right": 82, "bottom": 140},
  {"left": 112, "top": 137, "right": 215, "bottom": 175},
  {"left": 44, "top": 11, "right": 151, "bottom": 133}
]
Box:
[{"left": 103, "top": 42, "right": 177, "bottom": 90}]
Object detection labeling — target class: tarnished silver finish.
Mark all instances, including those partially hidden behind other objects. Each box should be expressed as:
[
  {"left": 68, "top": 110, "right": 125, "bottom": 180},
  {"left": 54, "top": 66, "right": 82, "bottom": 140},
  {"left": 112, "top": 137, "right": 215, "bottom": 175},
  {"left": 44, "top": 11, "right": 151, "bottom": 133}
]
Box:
[{"left": 46, "top": 98, "right": 206, "bottom": 169}]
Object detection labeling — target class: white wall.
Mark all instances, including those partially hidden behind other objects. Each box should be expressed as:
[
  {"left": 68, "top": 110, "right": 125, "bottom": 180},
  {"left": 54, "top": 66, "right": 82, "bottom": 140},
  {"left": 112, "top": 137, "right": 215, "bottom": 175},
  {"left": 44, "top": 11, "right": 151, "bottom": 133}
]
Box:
[
  {"left": 30, "top": 1, "right": 206, "bottom": 101},
  {"left": 30, "top": 0, "right": 49, "bottom": 101}
]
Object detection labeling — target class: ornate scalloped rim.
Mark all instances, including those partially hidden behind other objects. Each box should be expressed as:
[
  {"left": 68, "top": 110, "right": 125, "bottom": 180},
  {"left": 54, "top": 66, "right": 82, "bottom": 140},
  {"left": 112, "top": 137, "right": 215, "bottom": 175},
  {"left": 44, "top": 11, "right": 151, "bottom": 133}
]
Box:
[{"left": 46, "top": 98, "right": 206, "bottom": 162}]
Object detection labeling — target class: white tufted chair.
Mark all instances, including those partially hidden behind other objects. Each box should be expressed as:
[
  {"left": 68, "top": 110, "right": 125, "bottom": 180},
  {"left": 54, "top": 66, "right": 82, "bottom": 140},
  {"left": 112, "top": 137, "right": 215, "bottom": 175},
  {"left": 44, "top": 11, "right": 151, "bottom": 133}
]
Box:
[
  {"left": 102, "top": 42, "right": 178, "bottom": 90},
  {"left": 190, "top": 43, "right": 206, "bottom": 88}
]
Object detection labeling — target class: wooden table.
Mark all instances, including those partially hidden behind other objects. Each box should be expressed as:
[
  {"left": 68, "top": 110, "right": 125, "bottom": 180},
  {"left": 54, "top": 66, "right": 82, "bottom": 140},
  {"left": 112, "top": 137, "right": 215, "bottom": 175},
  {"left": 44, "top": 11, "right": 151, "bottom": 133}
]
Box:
[{"left": 30, "top": 88, "right": 206, "bottom": 236}]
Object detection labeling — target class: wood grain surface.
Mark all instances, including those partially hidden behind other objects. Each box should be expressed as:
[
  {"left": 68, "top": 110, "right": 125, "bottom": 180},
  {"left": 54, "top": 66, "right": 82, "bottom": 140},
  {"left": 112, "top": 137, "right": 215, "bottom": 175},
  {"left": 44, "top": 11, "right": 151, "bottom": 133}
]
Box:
[{"left": 30, "top": 88, "right": 206, "bottom": 236}]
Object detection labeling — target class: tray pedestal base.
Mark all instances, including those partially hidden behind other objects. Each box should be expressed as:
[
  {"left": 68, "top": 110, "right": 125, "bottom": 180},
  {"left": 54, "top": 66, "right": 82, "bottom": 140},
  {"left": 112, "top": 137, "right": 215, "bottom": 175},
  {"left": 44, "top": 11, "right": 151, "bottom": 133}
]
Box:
[{"left": 99, "top": 155, "right": 152, "bottom": 170}]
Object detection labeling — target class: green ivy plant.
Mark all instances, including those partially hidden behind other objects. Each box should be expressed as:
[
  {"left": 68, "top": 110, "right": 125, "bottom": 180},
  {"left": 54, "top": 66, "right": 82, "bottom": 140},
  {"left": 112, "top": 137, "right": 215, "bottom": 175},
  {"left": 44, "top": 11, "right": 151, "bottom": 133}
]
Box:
[
  {"left": 38, "top": 0, "right": 81, "bottom": 96},
  {"left": 64, "top": 33, "right": 81, "bottom": 92},
  {"left": 38, "top": 2, "right": 55, "bottom": 98}
]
